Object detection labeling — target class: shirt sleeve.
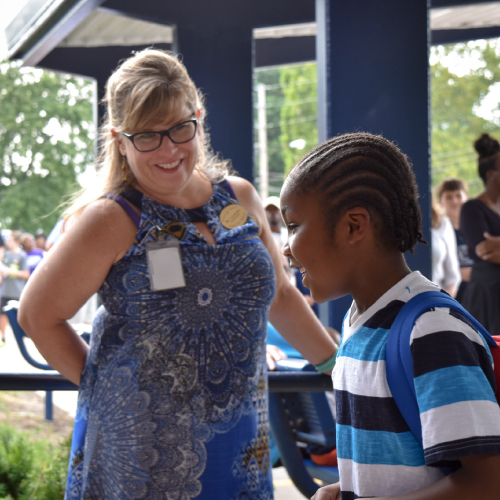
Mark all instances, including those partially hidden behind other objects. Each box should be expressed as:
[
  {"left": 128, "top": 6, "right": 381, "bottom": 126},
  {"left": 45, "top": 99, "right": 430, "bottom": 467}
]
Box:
[
  {"left": 18, "top": 252, "right": 28, "bottom": 271},
  {"left": 411, "top": 307, "right": 500, "bottom": 468},
  {"left": 441, "top": 217, "right": 461, "bottom": 289}
]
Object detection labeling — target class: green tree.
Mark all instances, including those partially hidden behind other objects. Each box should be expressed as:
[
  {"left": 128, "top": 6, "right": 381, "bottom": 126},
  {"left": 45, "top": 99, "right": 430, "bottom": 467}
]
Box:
[
  {"left": 279, "top": 63, "right": 317, "bottom": 173},
  {"left": 253, "top": 63, "right": 318, "bottom": 195},
  {"left": 0, "top": 61, "right": 95, "bottom": 234},
  {"left": 431, "top": 40, "right": 500, "bottom": 196}
]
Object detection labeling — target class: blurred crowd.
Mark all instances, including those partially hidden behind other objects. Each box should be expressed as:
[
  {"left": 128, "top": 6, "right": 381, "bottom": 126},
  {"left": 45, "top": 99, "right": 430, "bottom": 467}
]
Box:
[
  {"left": 0, "top": 223, "right": 96, "bottom": 346},
  {"left": 0, "top": 229, "right": 46, "bottom": 346}
]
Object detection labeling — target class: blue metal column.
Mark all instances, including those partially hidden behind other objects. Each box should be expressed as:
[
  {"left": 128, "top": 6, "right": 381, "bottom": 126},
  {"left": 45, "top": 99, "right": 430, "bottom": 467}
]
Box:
[
  {"left": 176, "top": 23, "right": 254, "bottom": 183},
  {"left": 316, "top": 0, "right": 432, "bottom": 331}
]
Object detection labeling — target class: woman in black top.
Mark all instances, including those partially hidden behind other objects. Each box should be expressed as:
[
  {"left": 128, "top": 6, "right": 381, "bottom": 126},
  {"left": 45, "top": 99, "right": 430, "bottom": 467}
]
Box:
[{"left": 460, "top": 133, "right": 500, "bottom": 335}]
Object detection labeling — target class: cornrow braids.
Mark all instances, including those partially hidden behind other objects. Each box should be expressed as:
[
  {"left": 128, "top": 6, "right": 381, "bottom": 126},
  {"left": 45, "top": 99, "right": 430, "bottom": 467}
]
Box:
[{"left": 286, "top": 132, "right": 427, "bottom": 253}]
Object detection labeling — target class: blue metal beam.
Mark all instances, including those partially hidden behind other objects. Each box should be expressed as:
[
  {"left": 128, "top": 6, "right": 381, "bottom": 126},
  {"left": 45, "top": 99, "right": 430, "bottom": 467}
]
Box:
[
  {"left": 431, "top": 0, "right": 496, "bottom": 7},
  {"left": 432, "top": 27, "right": 500, "bottom": 45},
  {"left": 7, "top": 0, "right": 105, "bottom": 66},
  {"left": 254, "top": 37, "right": 315, "bottom": 68},
  {"left": 0, "top": 372, "right": 332, "bottom": 392},
  {"left": 317, "top": 0, "right": 432, "bottom": 331}
]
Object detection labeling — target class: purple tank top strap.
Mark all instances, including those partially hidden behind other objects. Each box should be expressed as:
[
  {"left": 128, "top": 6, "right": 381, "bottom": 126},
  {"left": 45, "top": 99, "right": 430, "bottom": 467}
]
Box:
[
  {"left": 219, "top": 179, "right": 237, "bottom": 201},
  {"left": 104, "top": 193, "right": 141, "bottom": 229}
]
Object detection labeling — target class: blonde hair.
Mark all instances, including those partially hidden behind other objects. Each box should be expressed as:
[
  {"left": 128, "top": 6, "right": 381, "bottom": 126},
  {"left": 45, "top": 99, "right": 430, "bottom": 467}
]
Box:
[
  {"left": 64, "top": 49, "right": 231, "bottom": 221},
  {"left": 431, "top": 194, "right": 444, "bottom": 229}
]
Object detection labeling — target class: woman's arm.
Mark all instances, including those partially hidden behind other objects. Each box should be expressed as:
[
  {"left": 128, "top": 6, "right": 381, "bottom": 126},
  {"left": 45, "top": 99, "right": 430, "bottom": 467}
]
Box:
[
  {"left": 475, "top": 232, "right": 500, "bottom": 264},
  {"left": 228, "top": 176, "right": 337, "bottom": 366},
  {"left": 460, "top": 200, "right": 489, "bottom": 259},
  {"left": 18, "top": 199, "right": 137, "bottom": 385},
  {"left": 0, "top": 265, "right": 29, "bottom": 280}
]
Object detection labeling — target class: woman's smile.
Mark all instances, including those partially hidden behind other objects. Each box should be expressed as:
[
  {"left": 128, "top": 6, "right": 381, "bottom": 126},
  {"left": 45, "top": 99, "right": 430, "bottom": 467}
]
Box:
[{"left": 157, "top": 159, "right": 181, "bottom": 170}]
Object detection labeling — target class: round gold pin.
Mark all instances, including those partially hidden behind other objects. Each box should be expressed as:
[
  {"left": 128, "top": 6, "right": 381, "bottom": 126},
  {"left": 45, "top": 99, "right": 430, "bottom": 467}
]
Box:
[{"left": 219, "top": 204, "right": 248, "bottom": 229}]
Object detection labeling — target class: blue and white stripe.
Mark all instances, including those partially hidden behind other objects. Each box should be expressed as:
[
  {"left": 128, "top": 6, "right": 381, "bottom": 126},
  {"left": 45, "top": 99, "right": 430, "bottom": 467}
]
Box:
[{"left": 333, "top": 271, "right": 500, "bottom": 498}]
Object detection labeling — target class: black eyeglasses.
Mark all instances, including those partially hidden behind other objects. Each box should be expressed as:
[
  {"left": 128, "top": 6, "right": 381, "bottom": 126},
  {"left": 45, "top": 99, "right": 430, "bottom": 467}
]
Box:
[{"left": 122, "top": 118, "right": 198, "bottom": 152}]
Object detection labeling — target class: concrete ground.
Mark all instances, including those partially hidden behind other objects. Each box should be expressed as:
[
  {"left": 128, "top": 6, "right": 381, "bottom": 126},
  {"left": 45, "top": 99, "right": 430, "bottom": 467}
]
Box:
[{"left": 0, "top": 323, "right": 307, "bottom": 499}]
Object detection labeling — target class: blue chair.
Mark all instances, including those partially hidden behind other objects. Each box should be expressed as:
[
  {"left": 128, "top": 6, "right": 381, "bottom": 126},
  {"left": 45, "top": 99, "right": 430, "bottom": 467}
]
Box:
[
  {"left": 3, "top": 301, "right": 53, "bottom": 370},
  {"left": 269, "top": 359, "right": 339, "bottom": 497},
  {"left": 2, "top": 300, "right": 90, "bottom": 420}
]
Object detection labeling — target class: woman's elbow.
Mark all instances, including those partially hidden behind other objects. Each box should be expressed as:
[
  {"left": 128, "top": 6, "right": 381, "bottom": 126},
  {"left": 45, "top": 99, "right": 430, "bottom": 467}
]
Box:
[
  {"left": 18, "top": 292, "right": 46, "bottom": 338},
  {"left": 17, "top": 297, "right": 34, "bottom": 335}
]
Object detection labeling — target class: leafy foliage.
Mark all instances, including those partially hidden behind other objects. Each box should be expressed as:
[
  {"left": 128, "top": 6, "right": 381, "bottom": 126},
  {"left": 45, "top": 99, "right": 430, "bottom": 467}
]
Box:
[
  {"left": 279, "top": 63, "right": 318, "bottom": 173},
  {"left": 254, "top": 63, "right": 318, "bottom": 195},
  {"left": 0, "top": 424, "right": 33, "bottom": 498},
  {"left": 0, "top": 61, "right": 94, "bottom": 234},
  {"left": 0, "top": 424, "right": 70, "bottom": 499},
  {"left": 430, "top": 40, "right": 500, "bottom": 196},
  {"left": 254, "top": 41, "right": 500, "bottom": 199}
]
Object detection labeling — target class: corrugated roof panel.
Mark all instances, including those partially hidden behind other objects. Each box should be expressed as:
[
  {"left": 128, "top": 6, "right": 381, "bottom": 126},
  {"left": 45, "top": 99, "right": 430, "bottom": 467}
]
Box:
[
  {"left": 253, "top": 3, "right": 500, "bottom": 40},
  {"left": 58, "top": 8, "right": 174, "bottom": 47},
  {"left": 431, "top": 2, "right": 500, "bottom": 30}
]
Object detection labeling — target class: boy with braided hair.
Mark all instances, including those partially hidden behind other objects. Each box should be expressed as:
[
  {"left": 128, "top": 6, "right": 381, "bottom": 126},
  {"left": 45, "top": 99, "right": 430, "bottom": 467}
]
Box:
[{"left": 280, "top": 132, "right": 500, "bottom": 499}]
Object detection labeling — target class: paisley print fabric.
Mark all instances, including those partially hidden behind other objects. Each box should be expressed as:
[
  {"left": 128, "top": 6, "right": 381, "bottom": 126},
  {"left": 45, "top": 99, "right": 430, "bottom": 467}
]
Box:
[{"left": 65, "top": 182, "right": 276, "bottom": 499}]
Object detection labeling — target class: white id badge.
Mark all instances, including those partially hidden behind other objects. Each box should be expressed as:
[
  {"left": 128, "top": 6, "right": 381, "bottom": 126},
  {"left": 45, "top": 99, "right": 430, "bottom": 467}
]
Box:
[{"left": 145, "top": 238, "right": 186, "bottom": 291}]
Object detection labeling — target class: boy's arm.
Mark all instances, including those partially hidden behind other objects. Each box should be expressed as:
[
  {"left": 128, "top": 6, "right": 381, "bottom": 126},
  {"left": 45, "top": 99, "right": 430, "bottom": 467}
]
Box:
[
  {"left": 311, "top": 482, "right": 340, "bottom": 500},
  {"left": 377, "top": 453, "right": 500, "bottom": 499},
  {"left": 312, "top": 454, "right": 500, "bottom": 500}
]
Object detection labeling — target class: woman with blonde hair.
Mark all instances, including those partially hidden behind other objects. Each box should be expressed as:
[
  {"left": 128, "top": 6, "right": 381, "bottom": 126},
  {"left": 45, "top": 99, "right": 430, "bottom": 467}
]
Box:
[{"left": 18, "top": 49, "right": 336, "bottom": 499}]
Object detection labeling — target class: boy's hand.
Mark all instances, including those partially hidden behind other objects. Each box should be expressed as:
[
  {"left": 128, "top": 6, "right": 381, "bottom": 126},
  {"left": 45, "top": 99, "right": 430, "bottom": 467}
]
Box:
[
  {"left": 311, "top": 483, "right": 341, "bottom": 500},
  {"left": 266, "top": 344, "right": 286, "bottom": 371}
]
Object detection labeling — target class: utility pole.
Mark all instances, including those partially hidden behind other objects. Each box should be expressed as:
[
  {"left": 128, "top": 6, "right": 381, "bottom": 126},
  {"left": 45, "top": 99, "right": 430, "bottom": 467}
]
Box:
[{"left": 257, "top": 83, "right": 268, "bottom": 200}]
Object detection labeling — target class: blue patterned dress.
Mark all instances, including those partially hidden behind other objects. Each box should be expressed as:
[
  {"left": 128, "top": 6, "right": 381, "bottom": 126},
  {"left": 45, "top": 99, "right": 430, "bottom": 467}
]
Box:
[{"left": 65, "top": 181, "right": 276, "bottom": 500}]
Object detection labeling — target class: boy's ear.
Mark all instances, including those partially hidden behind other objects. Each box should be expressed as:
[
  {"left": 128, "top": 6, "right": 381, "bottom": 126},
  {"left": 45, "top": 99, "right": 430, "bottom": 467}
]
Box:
[{"left": 344, "top": 207, "right": 371, "bottom": 244}]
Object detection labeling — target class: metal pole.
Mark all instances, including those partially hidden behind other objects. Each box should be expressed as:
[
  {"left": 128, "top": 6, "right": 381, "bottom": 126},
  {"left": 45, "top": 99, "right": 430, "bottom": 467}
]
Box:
[
  {"left": 316, "top": 0, "right": 329, "bottom": 145},
  {"left": 316, "top": 0, "right": 331, "bottom": 327},
  {"left": 45, "top": 390, "right": 53, "bottom": 421},
  {"left": 257, "top": 83, "right": 268, "bottom": 200}
]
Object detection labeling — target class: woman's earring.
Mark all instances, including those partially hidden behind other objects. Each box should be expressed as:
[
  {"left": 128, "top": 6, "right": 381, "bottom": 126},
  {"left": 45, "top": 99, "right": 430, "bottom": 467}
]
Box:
[{"left": 121, "top": 157, "right": 128, "bottom": 183}]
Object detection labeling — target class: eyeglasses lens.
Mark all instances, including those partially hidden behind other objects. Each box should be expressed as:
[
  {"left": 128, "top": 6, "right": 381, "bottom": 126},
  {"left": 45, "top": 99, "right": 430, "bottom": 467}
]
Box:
[
  {"left": 134, "top": 121, "right": 196, "bottom": 152},
  {"left": 170, "top": 121, "right": 196, "bottom": 143}
]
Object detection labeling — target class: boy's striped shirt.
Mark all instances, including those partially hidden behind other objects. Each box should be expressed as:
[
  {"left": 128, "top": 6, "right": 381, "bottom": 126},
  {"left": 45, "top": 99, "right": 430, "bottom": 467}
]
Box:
[{"left": 333, "top": 271, "right": 500, "bottom": 499}]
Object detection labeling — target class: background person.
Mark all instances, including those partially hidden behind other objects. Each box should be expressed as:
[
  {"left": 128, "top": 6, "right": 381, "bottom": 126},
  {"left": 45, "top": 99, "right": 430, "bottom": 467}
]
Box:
[
  {"left": 34, "top": 229, "right": 47, "bottom": 251},
  {"left": 18, "top": 49, "right": 337, "bottom": 500},
  {"left": 431, "top": 198, "right": 461, "bottom": 297},
  {"left": 44, "top": 219, "right": 63, "bottom": 251},
  {"left": 0, "top": 233, "right": 4, "bottom": 345},
  {"left": 0, "top": 231, "right": 29, "bottom": 346},
  {"left": 278, "top": 132, "right": 500, "bottom": 500},
  {"left": 264, "top": 196, "right": 316, "bottom": 309},
  {"left": 436, "top": 178, "right": 473, "bottom": 303},
  {"left": 21, "top": 232, "right": 45, "bottom": 275},
  {"left": 460, "top": 133, "right": 500, "bottom": 337}
]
